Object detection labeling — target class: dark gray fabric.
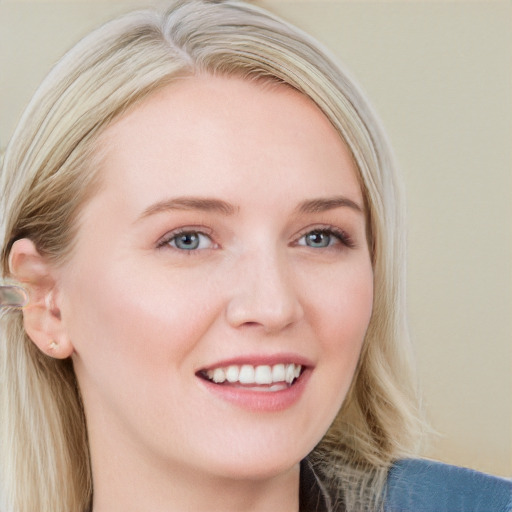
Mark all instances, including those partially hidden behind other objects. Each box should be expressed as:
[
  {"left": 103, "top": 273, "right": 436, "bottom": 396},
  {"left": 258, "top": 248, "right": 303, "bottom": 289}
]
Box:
[{"left": 299, "top": 459, "right": 333, "bottom": 512}]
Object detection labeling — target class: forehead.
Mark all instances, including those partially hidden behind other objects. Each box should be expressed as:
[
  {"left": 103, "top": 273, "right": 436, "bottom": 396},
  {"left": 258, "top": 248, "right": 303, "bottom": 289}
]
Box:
[{"left": 92, "top": 74, "right": 362, "bottom": 211}]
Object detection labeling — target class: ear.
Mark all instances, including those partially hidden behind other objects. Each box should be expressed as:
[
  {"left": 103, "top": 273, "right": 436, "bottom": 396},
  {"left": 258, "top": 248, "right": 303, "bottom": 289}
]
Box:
[{"left": 8, "top": 239, "right": 73, "bottom": 359}]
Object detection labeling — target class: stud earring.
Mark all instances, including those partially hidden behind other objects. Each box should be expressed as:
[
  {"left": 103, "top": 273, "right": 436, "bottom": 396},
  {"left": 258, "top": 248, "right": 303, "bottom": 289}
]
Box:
[{"left": 48, "top": 341, "right": 58, "bottom": 352}]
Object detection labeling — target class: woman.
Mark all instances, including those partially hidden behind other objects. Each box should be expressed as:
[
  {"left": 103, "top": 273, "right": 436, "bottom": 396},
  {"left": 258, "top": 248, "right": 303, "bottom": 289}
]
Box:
[{"left": 0, "top": 1, "right": 509, "bottom": 511}]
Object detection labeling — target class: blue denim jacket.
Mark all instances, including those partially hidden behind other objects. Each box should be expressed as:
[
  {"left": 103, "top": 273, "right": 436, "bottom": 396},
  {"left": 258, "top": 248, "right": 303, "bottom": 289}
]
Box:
[
  {"left": 385, "top": 459, "right": 511, "bottom": 512},
  {"left": 299, "top": 458, "right": 512, "bottom": 511}
]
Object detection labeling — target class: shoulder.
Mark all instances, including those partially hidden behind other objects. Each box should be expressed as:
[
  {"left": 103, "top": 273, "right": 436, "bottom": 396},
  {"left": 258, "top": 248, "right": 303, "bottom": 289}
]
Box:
[{"left": 385, "top": 458, "right": 512, "bottom": 512}]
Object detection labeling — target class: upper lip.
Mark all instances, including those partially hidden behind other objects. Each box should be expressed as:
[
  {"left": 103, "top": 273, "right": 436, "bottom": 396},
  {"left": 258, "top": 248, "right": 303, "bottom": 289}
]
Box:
[{"left": 197, "top": 353, "right": 314, "bottom": 373}]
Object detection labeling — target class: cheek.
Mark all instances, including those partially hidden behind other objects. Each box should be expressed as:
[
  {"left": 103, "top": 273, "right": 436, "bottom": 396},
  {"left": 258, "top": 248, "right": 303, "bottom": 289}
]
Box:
[
  {"left": 307, "top": 262, "right": 373, "bottom": 348},
  {"left": 62, "top": 258, "right": 219, "bottom": 379},
  {"left": 305, "top": 261, "right": 373, "bottom": 397},
  {"left": 289, "top": 262, "right": 373, "bottom": 445}
]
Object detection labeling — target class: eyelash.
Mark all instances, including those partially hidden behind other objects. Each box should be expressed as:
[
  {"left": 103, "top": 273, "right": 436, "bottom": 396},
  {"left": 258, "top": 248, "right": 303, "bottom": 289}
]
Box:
[
  {"left": 295, "top": 226, "right": 356, "bottom": 250},
  {"left": 156, "top": 225, "right": 356, "bottom": 253},
  {"left": 156, "top": 228, "right": 215, "bottom": 253}
]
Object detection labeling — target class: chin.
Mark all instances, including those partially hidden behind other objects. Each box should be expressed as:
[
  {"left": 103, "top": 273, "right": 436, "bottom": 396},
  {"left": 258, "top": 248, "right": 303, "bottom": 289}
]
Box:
[
  {"left": 211, "top": 457, "right": 301, "bottom": 482},
  {"left": 191, "top": 438, "right": 310, "bottom": 482}
]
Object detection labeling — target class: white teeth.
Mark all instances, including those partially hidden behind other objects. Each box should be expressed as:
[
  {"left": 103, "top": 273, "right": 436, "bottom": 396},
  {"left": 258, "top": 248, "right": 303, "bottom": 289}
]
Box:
[
  {"left": 285, "top": 364, "right": 295, "bottom": 384},
  {"left": 254, "top": 365, "right": 272, "bottom": 384},
  {"left": 225, "top": 365, "right": 239, "bottom": 383},
  {"left": 239, "top": 365, "right": 255, "bottom": 384},
  {"left": 212, "top": 368, "right": 226, "bottom": 383},
  {"left": 204, "top": 363, "right": 302, "bottom": 386},
  {"left": 272, "top": 364, "right": 286, "bottom": 382}
]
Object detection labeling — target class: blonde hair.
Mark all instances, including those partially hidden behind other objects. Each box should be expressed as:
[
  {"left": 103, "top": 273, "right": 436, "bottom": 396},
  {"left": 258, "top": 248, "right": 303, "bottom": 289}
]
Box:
[{"left": 0, "top": 2, "right": 423, "bottom": 511}]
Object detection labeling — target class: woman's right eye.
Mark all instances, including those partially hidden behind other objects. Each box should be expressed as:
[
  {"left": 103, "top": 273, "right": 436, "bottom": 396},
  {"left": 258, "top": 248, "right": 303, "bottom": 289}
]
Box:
[{"left": 160, "top": 231, "right": 214, "bottom": 251}]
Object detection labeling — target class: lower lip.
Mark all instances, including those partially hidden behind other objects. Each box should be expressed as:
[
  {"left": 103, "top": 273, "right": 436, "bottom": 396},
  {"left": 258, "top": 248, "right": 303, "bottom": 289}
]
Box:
[{"left": 198, "top": 369, "right": 311, "bottom": 412}]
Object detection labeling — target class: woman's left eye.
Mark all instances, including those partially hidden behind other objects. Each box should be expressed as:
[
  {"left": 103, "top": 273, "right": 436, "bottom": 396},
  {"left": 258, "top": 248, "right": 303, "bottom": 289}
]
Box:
[
  {"left": 297, "top": 229, "right": 352, "bottom": 249},
  {"left": 161, "top": 231, "right": 213, "bottom": 251}
]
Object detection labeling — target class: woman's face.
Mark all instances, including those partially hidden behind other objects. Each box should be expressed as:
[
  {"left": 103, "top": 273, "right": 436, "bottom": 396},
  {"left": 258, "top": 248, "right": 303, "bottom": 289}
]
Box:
[{"left": 57, "top": 75, "right": 373, "bottom": 480}]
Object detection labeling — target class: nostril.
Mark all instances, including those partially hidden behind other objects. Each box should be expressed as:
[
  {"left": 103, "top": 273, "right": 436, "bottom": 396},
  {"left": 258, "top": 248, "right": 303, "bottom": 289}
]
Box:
[{"left": 241, "top": 321, "right": 260, "bottom": 328}]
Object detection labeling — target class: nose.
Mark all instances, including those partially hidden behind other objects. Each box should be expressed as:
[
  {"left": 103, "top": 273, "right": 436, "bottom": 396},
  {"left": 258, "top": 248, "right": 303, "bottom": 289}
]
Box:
[{"left": 225, "top": 250, "right": 304, "bottom": 334}]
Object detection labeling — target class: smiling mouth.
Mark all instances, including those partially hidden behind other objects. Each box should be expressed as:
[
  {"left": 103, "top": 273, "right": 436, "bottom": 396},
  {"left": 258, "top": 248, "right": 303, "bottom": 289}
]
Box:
[{"left": 197, "top": 363, "right": 303, "bottom": 392}]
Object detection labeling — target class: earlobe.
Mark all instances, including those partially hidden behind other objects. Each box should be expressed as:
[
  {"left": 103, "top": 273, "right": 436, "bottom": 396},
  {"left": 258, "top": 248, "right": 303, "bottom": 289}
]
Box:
[{"left": 8, "top": 238, "right": 73, "bottom": 359}]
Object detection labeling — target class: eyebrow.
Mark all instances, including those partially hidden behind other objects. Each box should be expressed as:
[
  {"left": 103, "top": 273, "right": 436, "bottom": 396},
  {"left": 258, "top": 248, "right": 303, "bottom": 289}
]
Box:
[
  {"left": 296, "top": 196, "right": 364, "bottom": 215},
  {"left": 137, "top": 194, "right": 364, "bottom": 222},
  {"left": 138, "top": 197, "right": 237, "bottom": 220}
]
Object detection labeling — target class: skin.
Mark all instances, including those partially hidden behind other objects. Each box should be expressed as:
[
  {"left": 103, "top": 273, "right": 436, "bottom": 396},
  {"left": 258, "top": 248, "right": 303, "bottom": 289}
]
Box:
[{"left": 17, "top": 75, "right": 374, "bottom": 512}]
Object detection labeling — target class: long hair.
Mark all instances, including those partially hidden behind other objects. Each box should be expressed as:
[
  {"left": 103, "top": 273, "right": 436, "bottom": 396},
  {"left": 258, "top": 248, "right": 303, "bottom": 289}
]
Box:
[{"left": 0, "top": 2, "right": 423, "bottom": 511}]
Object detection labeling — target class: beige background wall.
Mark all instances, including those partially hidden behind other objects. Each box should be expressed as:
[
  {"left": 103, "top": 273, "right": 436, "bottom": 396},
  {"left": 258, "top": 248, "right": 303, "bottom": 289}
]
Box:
[{"left": 1, "top": 0, "right": 510, "bottom": 477}]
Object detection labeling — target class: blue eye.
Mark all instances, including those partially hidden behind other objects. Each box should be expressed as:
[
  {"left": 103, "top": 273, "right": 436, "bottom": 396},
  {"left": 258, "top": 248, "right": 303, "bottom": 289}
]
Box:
[
  {"left": 303, "top": 230, "right": 333, "bottom": 248},
  {"left": 297, "top": 228, "right": 354, "bottom": 249},
  {"left": 167, "top": 231, "right": 213, "bottom": 251}
]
